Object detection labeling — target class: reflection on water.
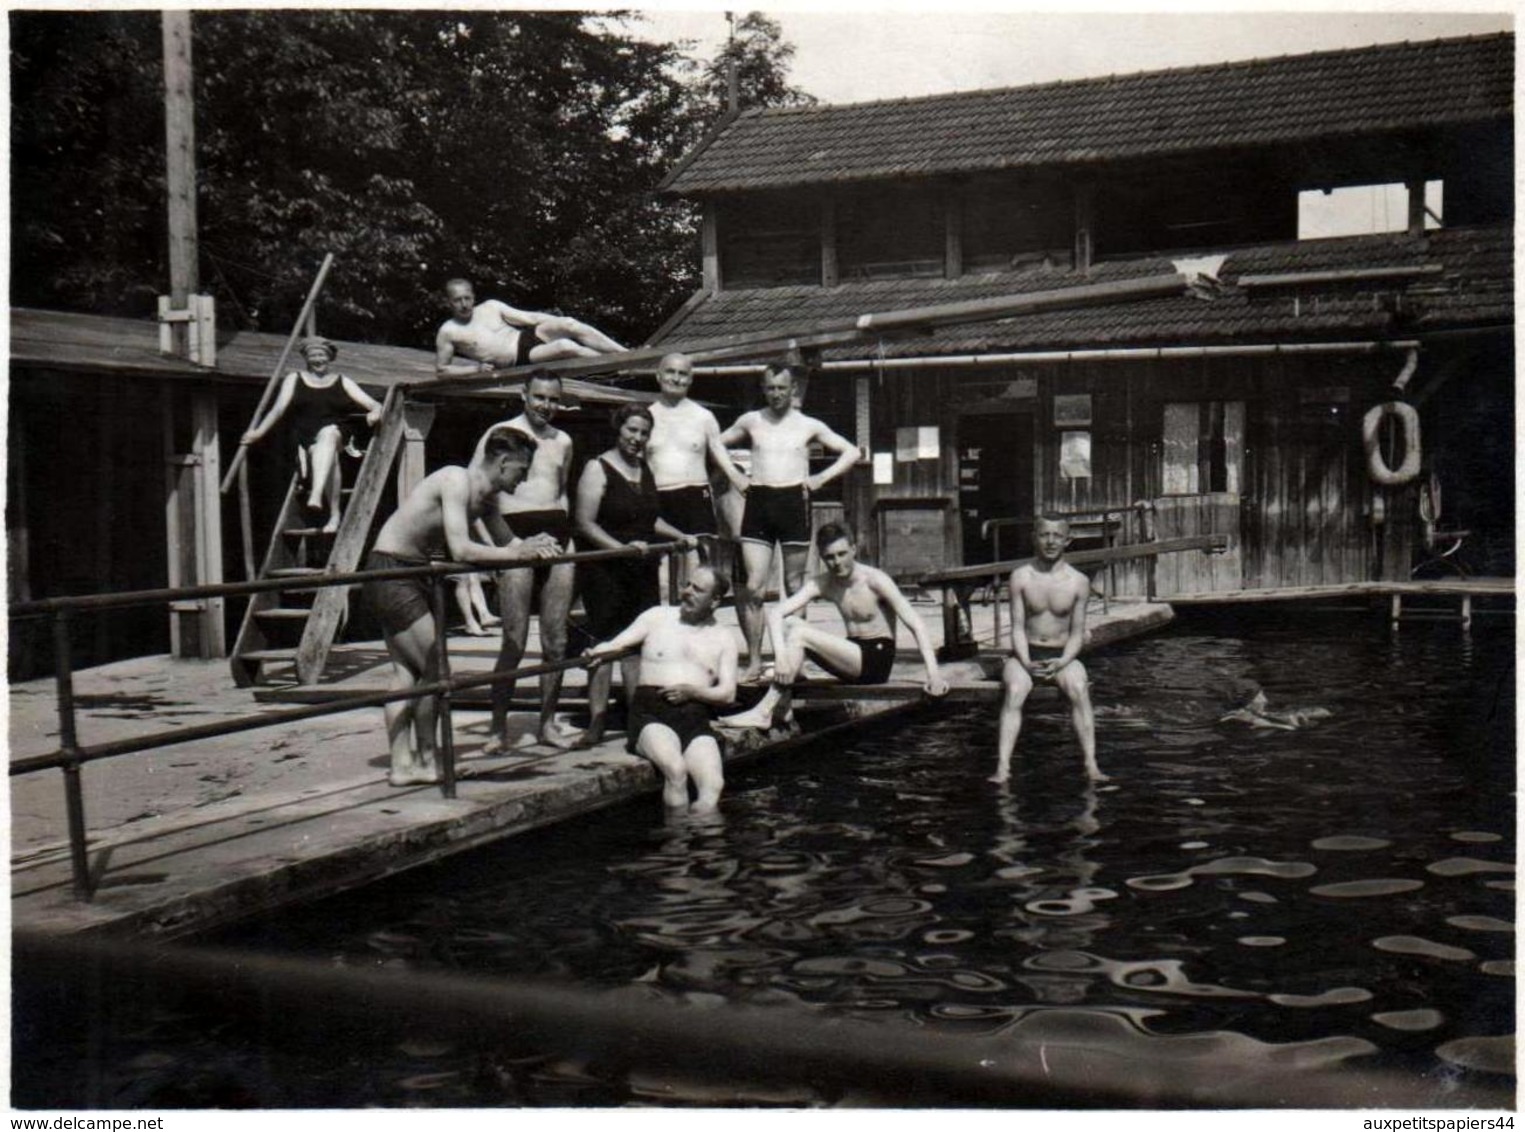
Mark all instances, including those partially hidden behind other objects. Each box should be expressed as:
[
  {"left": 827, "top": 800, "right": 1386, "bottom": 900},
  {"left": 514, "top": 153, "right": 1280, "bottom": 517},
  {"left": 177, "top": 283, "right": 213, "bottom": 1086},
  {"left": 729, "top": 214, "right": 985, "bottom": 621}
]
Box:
[{"left": 15, "top": 616, "right": 1517, "bottom": 1107}]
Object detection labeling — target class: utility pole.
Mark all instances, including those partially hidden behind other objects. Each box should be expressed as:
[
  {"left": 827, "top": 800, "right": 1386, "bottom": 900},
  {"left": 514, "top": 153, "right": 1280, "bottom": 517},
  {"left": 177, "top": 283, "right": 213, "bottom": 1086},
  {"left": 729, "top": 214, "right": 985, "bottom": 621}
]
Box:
[{"left": 159, "top": 10, "right": 225, "bottom": 658}]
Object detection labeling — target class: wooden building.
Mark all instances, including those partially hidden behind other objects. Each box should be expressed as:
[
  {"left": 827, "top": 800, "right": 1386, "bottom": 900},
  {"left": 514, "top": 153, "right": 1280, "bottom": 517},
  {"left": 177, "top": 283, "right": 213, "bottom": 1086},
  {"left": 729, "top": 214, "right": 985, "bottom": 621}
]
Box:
[
  {"left": 654, "top": 34, "right": 1513, "bottom": 594},
  {"left": 7, "top": 309, "right": 649, "bottom": 676}
]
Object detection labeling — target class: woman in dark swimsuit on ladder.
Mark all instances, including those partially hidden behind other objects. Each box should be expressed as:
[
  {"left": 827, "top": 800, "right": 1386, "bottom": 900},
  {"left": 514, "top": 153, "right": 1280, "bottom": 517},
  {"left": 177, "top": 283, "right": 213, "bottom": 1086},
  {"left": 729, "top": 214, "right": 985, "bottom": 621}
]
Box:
[
  {"left": 242, "top": 338, "right": 384, "bottom": 533},
  {"left": 573, "top": 403, "right": 694, "bottom": 745}
]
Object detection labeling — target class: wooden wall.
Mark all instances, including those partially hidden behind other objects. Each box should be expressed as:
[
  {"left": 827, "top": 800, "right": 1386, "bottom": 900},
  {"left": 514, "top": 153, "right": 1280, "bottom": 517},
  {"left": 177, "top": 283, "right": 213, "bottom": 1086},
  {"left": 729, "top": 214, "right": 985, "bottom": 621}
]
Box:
[{"left": 845, "top": 352, "right": 1434, "bottom": 596}]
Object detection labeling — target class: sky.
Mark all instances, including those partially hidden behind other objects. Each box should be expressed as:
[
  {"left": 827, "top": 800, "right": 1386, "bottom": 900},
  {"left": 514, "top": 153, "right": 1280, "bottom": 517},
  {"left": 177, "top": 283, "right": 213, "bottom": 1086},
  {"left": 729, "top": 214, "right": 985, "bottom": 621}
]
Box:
[{"left": 630, "top": 6, "right": 1514, "bottom": 105}]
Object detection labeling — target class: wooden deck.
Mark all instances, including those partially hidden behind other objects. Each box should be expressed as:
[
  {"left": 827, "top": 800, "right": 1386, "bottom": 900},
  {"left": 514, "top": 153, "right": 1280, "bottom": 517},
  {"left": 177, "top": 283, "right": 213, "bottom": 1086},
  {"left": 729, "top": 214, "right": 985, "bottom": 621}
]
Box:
[
  {"left": 10, "top": 596, "right": 1173, "bottom": 938},
  {"left": 1159, "top": 577, "right": 1515, "bottom": 603}
]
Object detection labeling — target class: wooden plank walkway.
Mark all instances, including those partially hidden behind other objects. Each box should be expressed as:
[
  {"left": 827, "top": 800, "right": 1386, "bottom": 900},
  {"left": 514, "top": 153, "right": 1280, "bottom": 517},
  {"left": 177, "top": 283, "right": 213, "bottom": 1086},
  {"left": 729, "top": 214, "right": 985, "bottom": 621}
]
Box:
[
  {"left": 10, "top": 597, "right": 1170, "bottom": 939},
  {"left": 1160, "top": 577, "right": 1515, "bottom": 603}
]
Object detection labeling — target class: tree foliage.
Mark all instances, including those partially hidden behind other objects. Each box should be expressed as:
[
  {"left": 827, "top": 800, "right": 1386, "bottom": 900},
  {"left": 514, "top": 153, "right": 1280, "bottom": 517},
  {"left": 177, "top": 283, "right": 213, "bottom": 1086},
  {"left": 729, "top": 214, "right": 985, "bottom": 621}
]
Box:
[
  {"left": 10, "top": 10, "right": 809, "bottom": 349},
  {"left": 701, "top": 12, "right": 818, "bottom": 114}
]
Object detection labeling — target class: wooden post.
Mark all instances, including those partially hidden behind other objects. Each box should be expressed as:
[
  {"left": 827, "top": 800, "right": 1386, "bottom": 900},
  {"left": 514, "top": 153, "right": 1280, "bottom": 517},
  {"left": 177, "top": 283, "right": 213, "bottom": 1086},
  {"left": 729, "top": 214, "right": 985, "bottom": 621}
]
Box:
[
  {"left": 1073, "top": 180, "right": 1095, "bottom": 273},
  {"left": 1406, "top": 177, "right": 1427, "bottom": 237},
  {"left": 821, "top": 196, "right": 839, "bottom": 289},
  {"left": 1460, "top": 594, "right": 1473, "bottom": 630},
  {"left": 1390, "top": 593, "right": 1402, "bottom": 627},
  {"left": 163, "top": 387, "right": 189, "bottom": 658},
  {"left": 162, "top": 11, "right": 198, "bottom": 360},
  {"left": 192, "top": 392, "right": 226, "bottom": 657},
  {"left": 944, "top": 190, "right": 963, "bottom": 280},
  {"left": 398, "top": 400, "right": 437, "bottom": 506},
  {"left": 701, "top": 205, "right": 721, "bottom": 294}
]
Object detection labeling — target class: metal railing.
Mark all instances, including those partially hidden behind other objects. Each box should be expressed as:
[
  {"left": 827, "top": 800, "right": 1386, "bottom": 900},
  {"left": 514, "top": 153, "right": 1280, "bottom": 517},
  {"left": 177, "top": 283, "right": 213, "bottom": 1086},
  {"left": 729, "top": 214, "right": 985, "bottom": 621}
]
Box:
[
  {"left": 920, "top": 531, "right": 1228, "bottom": 660},
  {"left": 9, "top": 542, "right": 685, "bottom": 902}
]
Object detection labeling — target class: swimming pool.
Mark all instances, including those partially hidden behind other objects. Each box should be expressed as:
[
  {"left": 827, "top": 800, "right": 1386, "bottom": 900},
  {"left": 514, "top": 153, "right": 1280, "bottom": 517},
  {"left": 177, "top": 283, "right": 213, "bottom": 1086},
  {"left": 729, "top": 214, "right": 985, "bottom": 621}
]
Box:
[{"left": 15, "top": 613, "right": 1515, "bottom": 1107}]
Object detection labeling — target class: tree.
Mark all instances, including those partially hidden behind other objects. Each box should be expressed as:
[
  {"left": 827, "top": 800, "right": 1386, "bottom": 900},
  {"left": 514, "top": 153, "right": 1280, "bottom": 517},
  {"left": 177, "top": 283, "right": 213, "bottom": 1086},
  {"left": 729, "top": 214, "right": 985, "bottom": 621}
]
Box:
[
  {"left": 700, "top": 12, "right": 817, "bottom": 115},
  {"left": 9, "top": 9, "right": 812, "bottom": 349}
]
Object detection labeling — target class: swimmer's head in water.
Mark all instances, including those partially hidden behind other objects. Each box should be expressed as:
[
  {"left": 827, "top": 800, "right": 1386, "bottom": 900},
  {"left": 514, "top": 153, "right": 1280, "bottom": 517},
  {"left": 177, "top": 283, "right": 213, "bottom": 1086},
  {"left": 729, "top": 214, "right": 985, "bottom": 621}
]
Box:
[{"left": 1225, "top": 677, "right": 1267, "bottom": 711}]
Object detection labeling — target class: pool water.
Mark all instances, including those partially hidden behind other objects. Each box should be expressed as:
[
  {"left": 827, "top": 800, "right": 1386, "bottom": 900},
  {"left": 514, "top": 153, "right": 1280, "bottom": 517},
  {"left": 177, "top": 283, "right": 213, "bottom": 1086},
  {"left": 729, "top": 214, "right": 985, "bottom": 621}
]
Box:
[{"left": 15, "top": 614, "right": 1516, "bottom": 1107}]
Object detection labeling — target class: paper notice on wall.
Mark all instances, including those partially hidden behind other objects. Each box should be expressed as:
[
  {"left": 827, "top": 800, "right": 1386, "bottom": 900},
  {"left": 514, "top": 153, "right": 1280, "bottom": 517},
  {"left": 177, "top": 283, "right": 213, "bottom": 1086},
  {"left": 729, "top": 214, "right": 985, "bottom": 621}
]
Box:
[
  {"left": 873, "top": 452, "right": 894, "bottom": 485},
  {"left": 896, "top": 426, "right": 940, "bottom": 462},
  {"left": 1059, "top": 430, "right": 1092, "bottom": 480}
]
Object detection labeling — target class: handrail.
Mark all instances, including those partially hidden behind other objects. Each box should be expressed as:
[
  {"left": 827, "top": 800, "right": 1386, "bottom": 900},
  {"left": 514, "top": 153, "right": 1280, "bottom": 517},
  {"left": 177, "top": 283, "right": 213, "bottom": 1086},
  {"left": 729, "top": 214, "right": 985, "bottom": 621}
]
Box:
[
  {"left": 920, "top": 534, "right": 1227, "bottom": 587},
  {"left": 9, "top": 541, "right": 684, "bottom": 617},
  {"left": 9, "top": 645, "right": 638, "bottom": 777},
  {"left": 12, "top": 540, "right": 684, "bottom": 902}
]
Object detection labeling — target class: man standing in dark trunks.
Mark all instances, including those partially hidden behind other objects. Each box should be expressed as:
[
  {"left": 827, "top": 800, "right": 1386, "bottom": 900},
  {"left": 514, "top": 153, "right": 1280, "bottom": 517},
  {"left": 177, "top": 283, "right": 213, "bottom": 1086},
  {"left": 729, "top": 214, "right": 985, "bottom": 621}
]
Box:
[
  {"left": 718, "top": 522, "right": 947, "bottom": 731},
  {"left": 471, "top": 371, "right": 583, "bottom": 751},
  {"left": 585, "top": 566, "right": 739, "bottom": 815},
  {"left": 364, "top": 429, "right": 558, "bottom": 786},
  {"left": 993, "top": 517, "right": 1103, "bottom": 785}
]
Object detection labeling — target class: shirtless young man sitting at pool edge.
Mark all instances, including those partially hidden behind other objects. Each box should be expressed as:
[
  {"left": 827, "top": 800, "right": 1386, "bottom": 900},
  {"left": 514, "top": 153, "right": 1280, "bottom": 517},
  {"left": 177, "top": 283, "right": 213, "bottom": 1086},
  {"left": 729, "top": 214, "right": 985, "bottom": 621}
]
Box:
[
  {"left": 718, "top": 364, "right": 861, "bottom": 683},
  {"left": 472, "top": 371, "right": 583, "bottom": 752},
  {"left": 363, "top": 429, "right": 559, "bottom": 786},
  {"left": 993, "top": 516, "right": 1104, "bottom": 785},
  {"left": 720, "top": 522, "right": 948, "bottom": 731},
  {"left": 435, "top": 278, "right": 626, "bottom": 376},
  {"left": 585, "top": 566, "right": 739, "bottom": 815},
  {"left": 647, "top": 352, "right": 748, "bottom": 577}
]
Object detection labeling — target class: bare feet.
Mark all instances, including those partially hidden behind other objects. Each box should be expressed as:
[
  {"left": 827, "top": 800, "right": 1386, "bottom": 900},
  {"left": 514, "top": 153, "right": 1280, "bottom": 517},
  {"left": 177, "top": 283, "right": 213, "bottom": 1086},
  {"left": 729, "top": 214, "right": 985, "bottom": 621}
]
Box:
[
  {"left": 540, "top": 719, "right": 584, "bottom": 750},
  {"left": 463, "top": 624, "right": 491, "bottom": 637},
  {"left": 718, "top": 705, "right": 774, "bottom": 730},
  {"left": 1087, "top": 768, "right": 1112, "bottom": 783},
  {"left": 388, "top": 754, "right": 441, "bottom": 787},
  {"left": 481, "top": 733, "right": 509, "bottom": 757},
  {"left": 738, "top": 665, "right": 764, "bottom": 686},
  {"left": 322, "top": 513, "right": 341, "bottom": 534},
  {"left": 987, "top": 772, "right": 1010, "bottom": 785}
]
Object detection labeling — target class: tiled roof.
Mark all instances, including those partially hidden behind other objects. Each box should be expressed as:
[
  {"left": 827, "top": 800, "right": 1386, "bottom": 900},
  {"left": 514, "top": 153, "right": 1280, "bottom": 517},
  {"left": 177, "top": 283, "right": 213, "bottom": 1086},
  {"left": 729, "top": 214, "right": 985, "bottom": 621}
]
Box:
[
  {"left": 8, "top": 309, "right": 652, "bottom": 407},
  {"left": 664, "top": 34, "right": 1512, "bottom": 194},
  {"left": 652, "top": 225, "right": 1511, "bottom": 358}
]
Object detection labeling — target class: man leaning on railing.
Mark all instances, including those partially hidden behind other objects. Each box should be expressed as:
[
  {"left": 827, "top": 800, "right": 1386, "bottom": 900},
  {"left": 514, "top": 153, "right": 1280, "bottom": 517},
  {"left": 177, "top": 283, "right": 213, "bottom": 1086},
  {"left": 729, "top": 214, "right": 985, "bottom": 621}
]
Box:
[{"left": 363, "top": 427, "right": 559, "bottom": 786}]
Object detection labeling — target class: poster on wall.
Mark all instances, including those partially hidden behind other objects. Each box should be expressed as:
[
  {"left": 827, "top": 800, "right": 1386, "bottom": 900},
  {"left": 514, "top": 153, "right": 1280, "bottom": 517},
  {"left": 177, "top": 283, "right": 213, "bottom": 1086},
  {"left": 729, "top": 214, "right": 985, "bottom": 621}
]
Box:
[
  {"left": 895, "top": 426, "right": 940, "bottom": 462},
  {"left": 1059, "top": 430, "right": 1092, "bottom": 479}
]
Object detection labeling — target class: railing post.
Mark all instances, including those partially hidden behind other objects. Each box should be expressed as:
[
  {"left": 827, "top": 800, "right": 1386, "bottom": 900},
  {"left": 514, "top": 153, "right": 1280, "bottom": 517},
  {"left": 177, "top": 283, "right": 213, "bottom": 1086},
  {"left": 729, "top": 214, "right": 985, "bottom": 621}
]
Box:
[
  {"left": 430, "top": 572, "right": 457, "bottom": 800},
  {"left": 667, "top": 544, "right": 681, "bottom": 607},
  {"left": 53, "top": 609, "right": 93, "bottom": 901}
]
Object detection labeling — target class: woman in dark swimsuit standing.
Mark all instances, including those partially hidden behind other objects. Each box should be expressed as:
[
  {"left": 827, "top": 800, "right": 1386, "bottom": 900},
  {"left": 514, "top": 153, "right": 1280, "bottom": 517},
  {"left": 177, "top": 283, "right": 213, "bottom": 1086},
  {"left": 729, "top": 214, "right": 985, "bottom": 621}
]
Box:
[
  {"left": 242, "top": 338, "right": 384, "bottom": 532},
  {"left": 573, "top": 403, "right": 693, "bottom": 745}
]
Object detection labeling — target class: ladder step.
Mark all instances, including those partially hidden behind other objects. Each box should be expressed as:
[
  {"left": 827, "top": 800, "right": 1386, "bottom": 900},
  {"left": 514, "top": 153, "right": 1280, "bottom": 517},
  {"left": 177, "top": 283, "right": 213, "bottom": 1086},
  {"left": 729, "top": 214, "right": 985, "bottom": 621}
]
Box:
[
  {"left": 254, "top": 608, "right": 313, "bottom": 621},
  {"left": 267, "top": 567, "right": 327, "bottom": 578},
  {"left": 236, "top": 648, "right": 299, "bottom": 662},
  {"left": 283, "top": 527, "right": 333, "bottom": 538}
]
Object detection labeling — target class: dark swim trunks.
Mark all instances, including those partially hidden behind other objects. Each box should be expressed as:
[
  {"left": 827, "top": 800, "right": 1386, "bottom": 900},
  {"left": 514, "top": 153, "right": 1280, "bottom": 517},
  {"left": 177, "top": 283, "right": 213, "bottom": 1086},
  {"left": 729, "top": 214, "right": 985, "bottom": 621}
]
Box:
[
  {"left": 363, "top": 550, "right": 433, "bottom": 635},
  {"left": 626, "top": 686, "right": 716, "bottom": 754},
  {"left": 657, "top": 484, "right": 719, "bottom": 537},
  {"left": 1012, "top": 645, "right": 1067, "bottom": 680},
  {"left": 740, "top": 483, "right": 810, "bottom": 546},
  {"left": 505, "top": 508, "right": 573, "bottom": 550},
  {"left": 514, "top": 325, "right": 539, "bottom": 366},
  {"left": 804, "top": 635, "right": 897, "bottom": 686}
]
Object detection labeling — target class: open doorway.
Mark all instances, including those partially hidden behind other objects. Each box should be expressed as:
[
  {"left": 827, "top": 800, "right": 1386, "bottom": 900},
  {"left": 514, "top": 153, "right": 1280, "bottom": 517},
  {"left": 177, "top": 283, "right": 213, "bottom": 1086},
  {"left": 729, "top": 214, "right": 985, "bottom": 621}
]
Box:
[{"left": 958, "top": 412, "right": 1034, "bottom": 565}]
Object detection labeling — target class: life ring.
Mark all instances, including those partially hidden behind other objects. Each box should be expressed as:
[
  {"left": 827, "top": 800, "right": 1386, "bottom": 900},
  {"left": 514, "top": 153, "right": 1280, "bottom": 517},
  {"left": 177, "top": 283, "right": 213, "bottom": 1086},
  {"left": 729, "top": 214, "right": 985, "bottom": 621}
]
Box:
[{"left": 1362, "top": 401, "right": 1421, "bottom": 487}]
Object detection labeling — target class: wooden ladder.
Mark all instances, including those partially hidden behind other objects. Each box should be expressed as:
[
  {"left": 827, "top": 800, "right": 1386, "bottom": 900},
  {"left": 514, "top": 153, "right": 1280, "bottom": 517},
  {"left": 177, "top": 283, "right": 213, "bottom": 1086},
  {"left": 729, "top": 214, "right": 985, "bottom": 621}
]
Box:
[{"left": 229, "top": 388, "right": 407, "bottom": 687}]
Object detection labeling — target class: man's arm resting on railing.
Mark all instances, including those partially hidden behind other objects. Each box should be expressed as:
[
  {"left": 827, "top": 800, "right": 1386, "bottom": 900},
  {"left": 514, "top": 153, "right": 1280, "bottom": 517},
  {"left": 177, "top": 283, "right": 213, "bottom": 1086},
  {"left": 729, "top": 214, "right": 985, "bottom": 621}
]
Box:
[{"left": 445, "top": 480, "right": 558, "bottom": 565}]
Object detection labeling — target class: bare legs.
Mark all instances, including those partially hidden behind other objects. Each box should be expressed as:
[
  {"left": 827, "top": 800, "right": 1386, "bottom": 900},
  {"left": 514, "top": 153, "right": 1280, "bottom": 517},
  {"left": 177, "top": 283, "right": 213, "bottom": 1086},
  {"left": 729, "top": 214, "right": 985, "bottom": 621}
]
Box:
[
  {"left": 736, "top": 541, "right": 809, "bottom": 683},
  {"left": 637, "top": 726, "right": 724, "bottom": 814},
  {"left": 453, "top": 574, "right": 497, "bottom": 635},
  {"left": 485, "top": 560, "right": 582, "bottom": 753},
  {"left": 720, "top": 617, "right": 860, "bottom": 729},
  {"left": 585, "top": 655, "right": 638, "bottom": 747},
  {"left": 993, "top": 657, "right": 1103, "bottom": 784},
  {"left": 306, "top": 425, "right": 345, "bottom": 533},
  {"left": 381, "top": 613, "right": 441, "bottom": 786},
  {"left": 525, "top": 316, "right": 627, "bottom": 361}
]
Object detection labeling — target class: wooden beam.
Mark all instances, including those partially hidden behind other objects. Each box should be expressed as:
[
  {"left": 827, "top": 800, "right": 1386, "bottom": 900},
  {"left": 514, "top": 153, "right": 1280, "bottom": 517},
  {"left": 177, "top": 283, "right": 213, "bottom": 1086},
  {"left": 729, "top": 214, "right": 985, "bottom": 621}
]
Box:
[
  {"left": 820, "top": 195, "right": 839, "bottom": 288},
  {"left": 192, "top": 391, "right": 226, "bottom": 657},
  {"left": 425, "top": 272, "right": 1202, "bottom": 394},
  {"left": 1073, "top": 180, "right": 1095, "bottom": 273},
  {"left": 161, "top": 11, "right": 198, "bottom": 360},
  {"left": 943, "top": 190, "right": 963, "bottom": 280},
  {"left": 701, "top": 204, "right": 721, "bottom": 294},
  {"left": 1406, "top": 176, "right": 1427, "bottom": 236},
  {"left": 397, "top": 401, "right": 437, "bottom": 506}
]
